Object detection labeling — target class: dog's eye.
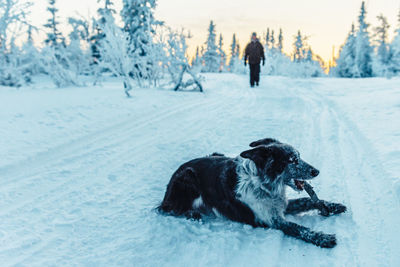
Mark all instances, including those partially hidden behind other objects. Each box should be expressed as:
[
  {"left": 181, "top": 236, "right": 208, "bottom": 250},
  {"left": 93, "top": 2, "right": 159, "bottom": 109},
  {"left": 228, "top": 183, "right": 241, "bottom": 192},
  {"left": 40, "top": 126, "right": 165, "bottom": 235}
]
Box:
[{"left": 289, "top": 157, "right": 299, "bottom": 164}]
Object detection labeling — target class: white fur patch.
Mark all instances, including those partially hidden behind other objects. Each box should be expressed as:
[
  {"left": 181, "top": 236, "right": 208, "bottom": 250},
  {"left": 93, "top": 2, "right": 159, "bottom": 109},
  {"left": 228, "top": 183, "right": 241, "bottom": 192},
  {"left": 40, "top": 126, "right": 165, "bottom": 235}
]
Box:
[
  {"left": 212, "top": 208, "right": 222, "bottom": 218},
  {"left": 235, "top": 157, "right": 287, "bottom": 226},
  {"left": 192, "top": 196, "right": 204, "bottom": 209}
]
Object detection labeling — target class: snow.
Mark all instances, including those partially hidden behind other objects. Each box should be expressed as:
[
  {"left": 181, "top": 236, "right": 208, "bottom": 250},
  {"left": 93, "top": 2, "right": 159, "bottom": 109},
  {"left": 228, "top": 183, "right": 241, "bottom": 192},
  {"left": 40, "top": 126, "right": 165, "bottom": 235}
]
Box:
[{"left": 0, "top": 74, "right": 399, "bottom": 266}]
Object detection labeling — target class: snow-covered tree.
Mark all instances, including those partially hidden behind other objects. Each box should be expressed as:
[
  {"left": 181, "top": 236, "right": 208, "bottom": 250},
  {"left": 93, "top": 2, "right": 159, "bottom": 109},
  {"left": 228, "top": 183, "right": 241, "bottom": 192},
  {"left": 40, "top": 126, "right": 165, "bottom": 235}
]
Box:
[
  {"left": 334, "top": 23, "right": 358, "bottom": 77},
  {"left": 270, "top": 30, "right": 275, "bottom": 48},
  {"left": 228, "top": 33, "right": 239, "bottom": 72},
  {"left": 39, "top": 46, "right": 82, "bottom": 87},
  {"left": 121, "top": 0, "right": 161, "bottom": 56},
  {"left": 0, "top": 0, "right": 31, "bottom": 51},
  {"left": 217, "top": 34, "right": 226, "bottom": 71},
  {"left": 202, "top": 20, "right": 220, "bottom": 72},
  {"left": 293, "top": 30, "right": 307, "bottom": 62},
  {"left": 277, "top": 28, "right": 283, "bottom": 52},
  {"left": 96, "top": 13, "right": 136, "bottom": 96},
  {"left": 66, "top": 17, "right": 91, "bottom": 76},
  {"left": 355, "top": 1, "right": 373, "bottom": 77},
  {"left": 158, "top": 27, "right": 203, "bottom": 91},
  {"left": 236, "top": 43, "right": 247, "bottom": 73},
  {"left": 265, "top": 28, "right": 270, "bottom": 49},
  {"left": 373, "top": 14, "right": 391, "bottom": 76},
  {"left": 20, "top": 25, "right": 40, "bottom": 81},
  {"left": 91, "top": 0, "right": 116, "bottom": 64},
  {"left": 98, "top": 0, "right": 115, "bottom": 20},
  {"left": 191, "top": 46, "right": 202, "bottom": 67},
  {"left": 40, "top": 2, "right": 91, "bottom": 87},
  {"left": 43, "top": 0, "right": 64, "bottom": 47},
  {"left": 228, "top": 33, "right": 246, "bottom": 73},
  {"left": 374, "top": 14, "right": 390, "bottom": 62},
  {"left": 69, "top": 17, "right": 90, "bottom": 45},
  {"left": 0, "top": 0, "right": 33, "bottom": 87},
  {"left": 27, "top": 24, "right": 34, "bottom": 45},
  {"left": 120, "top": 0, "right": 163, "bottom": 84},
  {"left": 389, "top": 8, "right": 400, "bottom": 74},
  {"left": 267, "top": 29, "right": 324, "bottom": 77}
]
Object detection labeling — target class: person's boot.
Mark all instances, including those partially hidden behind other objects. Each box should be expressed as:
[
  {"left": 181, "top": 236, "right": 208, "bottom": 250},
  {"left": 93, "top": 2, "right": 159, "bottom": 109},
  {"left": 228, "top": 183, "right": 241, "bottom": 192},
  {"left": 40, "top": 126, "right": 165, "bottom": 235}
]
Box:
[{"left": 256, "top": 82, "right": 259, "bottom": 86}]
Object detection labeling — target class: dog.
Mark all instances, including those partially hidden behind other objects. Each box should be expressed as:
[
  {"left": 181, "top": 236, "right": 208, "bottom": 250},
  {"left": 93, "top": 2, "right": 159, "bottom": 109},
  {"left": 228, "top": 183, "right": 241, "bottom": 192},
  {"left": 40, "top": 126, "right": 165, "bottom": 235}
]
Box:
[{"left": 158, "top": 138, "right": 346, "bottom": 248}]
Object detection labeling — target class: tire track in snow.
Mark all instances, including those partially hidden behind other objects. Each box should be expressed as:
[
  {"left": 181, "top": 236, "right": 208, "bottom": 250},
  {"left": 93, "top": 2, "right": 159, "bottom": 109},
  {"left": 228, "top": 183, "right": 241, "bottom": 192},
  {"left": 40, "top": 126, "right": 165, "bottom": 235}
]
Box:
[
  {"left": 0, "top": 98, "right": 225, "bottom": 215},
  {"left": 264, "top": 82, "right": 360, "bottom": 264},
  {"left": 317, "top": 106, "right": 359, "bottom": 265},
  {"left": 334, "top": 108, "right": 398, "bottom": 266},
  {"left": 0, "top": 95, "right": 223, "bottom": 212},
  {"left": 303, "top": 81, "right": 399, "bottom": 266},
  {"left": 0, "top": 89, "right": 256, "bottom": 266},
  {"left": 0, "top": 96, "right": 215, "bottom": 184}
]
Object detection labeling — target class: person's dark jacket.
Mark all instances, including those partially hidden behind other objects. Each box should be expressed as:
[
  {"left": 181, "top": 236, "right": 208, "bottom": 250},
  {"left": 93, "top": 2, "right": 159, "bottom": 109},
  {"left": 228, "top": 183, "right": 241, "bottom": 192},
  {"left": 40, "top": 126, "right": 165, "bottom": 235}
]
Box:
[{"left": 245, "top": 40, "right": 265, "bottom": 65}]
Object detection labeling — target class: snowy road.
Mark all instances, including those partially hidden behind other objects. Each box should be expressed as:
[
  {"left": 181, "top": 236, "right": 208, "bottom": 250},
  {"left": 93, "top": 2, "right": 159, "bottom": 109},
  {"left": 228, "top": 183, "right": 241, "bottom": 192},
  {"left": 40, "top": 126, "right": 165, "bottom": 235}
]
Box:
[{"left": 0, "top": 74, "right": 399, "bottom": 266}]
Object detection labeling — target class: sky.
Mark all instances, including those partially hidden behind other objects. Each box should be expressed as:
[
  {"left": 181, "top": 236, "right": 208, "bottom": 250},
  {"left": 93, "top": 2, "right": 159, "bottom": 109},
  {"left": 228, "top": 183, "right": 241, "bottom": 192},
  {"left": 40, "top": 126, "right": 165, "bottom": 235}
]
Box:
[{"left": 26, "top": 0, "right": 400, "bottom": 63}]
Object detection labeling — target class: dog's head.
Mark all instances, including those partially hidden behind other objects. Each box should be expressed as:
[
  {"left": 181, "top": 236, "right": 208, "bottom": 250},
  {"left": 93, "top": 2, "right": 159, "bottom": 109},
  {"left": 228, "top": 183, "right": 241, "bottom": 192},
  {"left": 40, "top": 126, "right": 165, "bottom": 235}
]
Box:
[{"left": 240, "top": 139, "right": 319, "bottom": 191}]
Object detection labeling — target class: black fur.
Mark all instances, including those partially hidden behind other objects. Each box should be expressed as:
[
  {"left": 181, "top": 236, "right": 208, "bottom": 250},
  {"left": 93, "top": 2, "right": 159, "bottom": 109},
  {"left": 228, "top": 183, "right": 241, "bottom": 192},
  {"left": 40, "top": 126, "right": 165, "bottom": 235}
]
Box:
[
  {"left": 159, "top": 156, "right": 258, "bottom": 226},
  {"left": 285, "top": 197, "right": 347, "bottom": 216},
  {"left": 158, "top": 138, "right": 346, "bottom": 248}
]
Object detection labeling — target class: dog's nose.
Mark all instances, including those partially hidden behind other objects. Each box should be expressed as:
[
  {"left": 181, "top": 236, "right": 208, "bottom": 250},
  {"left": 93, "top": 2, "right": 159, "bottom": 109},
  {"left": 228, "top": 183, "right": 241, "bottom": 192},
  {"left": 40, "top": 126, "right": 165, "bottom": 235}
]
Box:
[{"left": 311, "top": 169, "right": 319, "bottom": 177}]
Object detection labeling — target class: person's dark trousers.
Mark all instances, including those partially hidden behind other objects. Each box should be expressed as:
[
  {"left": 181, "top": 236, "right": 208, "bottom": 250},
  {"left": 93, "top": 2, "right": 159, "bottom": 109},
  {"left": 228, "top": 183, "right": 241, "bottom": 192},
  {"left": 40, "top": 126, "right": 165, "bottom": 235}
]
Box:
[{"left": 249, "top": 64, "right": 260, "bottom": 87}]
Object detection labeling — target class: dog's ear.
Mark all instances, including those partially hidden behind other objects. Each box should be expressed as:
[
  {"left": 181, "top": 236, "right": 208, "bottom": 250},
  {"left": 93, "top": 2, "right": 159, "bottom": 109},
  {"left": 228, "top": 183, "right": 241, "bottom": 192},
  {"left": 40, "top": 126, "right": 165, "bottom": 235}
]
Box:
[
  {"left": 240, "top": 146, "right": 273, "bottom": 169},
  {"left": 249, "top": 138, "right": 280, "bottom": 147},
  {"left": 242, "top": 144, "right": 290, "bottom": 180}
]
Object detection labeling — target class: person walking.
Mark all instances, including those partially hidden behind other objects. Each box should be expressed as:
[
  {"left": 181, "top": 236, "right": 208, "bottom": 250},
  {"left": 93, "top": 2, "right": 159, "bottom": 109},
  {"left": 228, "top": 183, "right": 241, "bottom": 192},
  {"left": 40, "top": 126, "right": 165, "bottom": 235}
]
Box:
[{"left": 244, "top": 32, "right": 265, "bottom": 87}]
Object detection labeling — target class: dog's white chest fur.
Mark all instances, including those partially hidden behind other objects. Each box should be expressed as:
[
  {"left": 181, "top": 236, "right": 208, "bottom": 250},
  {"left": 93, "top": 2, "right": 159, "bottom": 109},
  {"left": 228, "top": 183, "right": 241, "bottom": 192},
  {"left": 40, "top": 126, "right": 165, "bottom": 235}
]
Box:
[{"left": 235, "top": 157, "right": 287, "bottom": 226}]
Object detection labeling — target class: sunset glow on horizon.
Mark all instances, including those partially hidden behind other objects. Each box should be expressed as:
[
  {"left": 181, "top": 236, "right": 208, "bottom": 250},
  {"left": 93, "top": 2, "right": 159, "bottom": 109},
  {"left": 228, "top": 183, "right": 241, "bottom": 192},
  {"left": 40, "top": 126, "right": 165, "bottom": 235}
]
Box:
[{"left": 27, "top": 0, "right": 400, "bottom": 63}]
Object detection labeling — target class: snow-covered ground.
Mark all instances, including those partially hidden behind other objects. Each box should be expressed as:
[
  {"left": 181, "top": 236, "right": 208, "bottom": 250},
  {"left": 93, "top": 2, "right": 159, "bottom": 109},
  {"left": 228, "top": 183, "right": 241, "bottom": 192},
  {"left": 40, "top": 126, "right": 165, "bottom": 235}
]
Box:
[{"left": 0, "top": 74, "right": 399, "bottom": 266}]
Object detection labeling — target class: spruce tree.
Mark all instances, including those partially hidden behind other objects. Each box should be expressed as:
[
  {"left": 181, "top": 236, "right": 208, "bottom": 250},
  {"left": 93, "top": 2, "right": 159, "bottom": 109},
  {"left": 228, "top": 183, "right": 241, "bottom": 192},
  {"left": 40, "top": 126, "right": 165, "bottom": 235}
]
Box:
[
  {"left": 202, "top": 20, "right": 219, "bottom": 72},
  {"left": 67, "top": 17, "right": 90, "bottom": 75},
  {"left": 270, "top": 30, "right": 275, "bottom": 48},
  {"left": 97, "top": 0, "right": 116, "bottom": 30},
  {"left": 293, "top": 30, "right": 306, "bottom": 62},
  {"left": 265, "top": 28, "right": 270, "bottom": 49},
  {"left": 120, "top": 0, "right": 161, "bottom": 57},
  {"left": 228, "top": 33, "right": 241, "bottom": 72},
  {"left": 278, "top": 28, "right": 283, "bottom": 52},
  {"left": 43, "top": 0, "right": 64, "bottom": 47},
  {"left": 218, "top": 34, "right": 226, "bottom": 71},
  {"left": 91, "top": 0, "right": 116, "bottom": 63},
  {"left": 27, "top": 25, "right": 34, "bottom": 45},
  {"left": 389, "top": 8, "right": 400, "bottom": 74},
  {"left": 228, "top": 33, "right": 237, "bottom": 70},
  {"left": 335, "top": 23, "right": 358, "bottom": 77},
  {"left": 355, "top": 1, "right": 373, "bottom": 77},
  {"left": 374, "top": 14, "right": 390, "bottom": 65},
  {"left": 192, "top": 46, "right": 202, "bottom": 67}
]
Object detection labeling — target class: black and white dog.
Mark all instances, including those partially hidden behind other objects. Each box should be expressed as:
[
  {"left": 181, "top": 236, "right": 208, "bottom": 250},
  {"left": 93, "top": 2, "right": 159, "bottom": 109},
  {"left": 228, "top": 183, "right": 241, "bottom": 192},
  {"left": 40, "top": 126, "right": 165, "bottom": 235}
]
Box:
[{"left": 158, "top": 138, "right": 346, "bottom": 248}]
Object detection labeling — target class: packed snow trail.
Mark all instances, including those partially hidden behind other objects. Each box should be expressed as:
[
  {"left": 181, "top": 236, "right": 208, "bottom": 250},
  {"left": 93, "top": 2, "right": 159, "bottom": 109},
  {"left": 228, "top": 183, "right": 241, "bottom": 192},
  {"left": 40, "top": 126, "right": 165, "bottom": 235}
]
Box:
[{"left": 0, "top": 74, "right": 398, "bottom": 266}]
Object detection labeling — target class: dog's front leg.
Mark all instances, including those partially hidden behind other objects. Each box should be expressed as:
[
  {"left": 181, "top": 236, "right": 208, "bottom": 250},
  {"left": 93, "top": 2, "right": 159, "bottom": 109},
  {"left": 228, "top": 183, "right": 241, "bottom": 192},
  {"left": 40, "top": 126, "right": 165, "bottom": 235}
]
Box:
[
  {"left": 285, "top": 198, "right": 346, "bottom": 216},
  {"left": 272, "top": 217, "right": 337, "bottom": 248},
  {"left": 285, "top": 198, "right": 316, "bottom": 215}
]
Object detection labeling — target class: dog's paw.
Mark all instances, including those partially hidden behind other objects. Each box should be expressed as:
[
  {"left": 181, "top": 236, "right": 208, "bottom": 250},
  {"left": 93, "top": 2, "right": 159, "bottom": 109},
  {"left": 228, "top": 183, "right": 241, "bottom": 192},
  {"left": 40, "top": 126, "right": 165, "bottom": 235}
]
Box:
[{"left": 313, "top": 233, "right": 337, "bottom": 248}]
